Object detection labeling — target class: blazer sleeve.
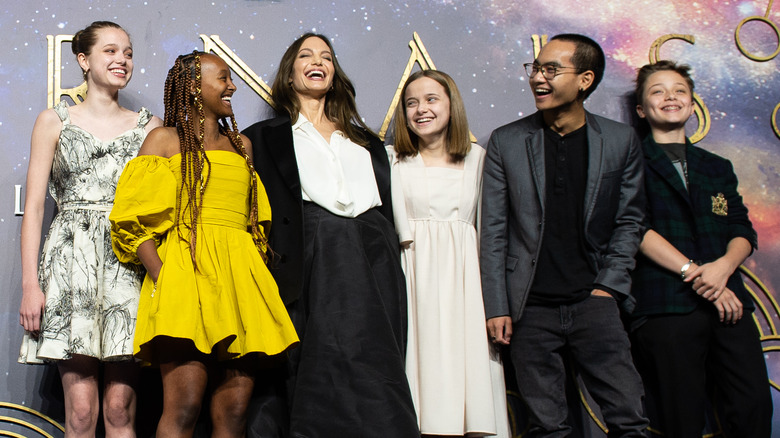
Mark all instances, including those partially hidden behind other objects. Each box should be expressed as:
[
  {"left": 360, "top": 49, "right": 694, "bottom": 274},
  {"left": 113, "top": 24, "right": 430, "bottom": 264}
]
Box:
[
  {"left": 721, "top": 159, "right": 758, "bottom": 250},
  {"left": 593, "top": 129, "right": 646, "bottom": 302},
  {"left": 480, "top": 130, "right": 512, "bottom": 319}
]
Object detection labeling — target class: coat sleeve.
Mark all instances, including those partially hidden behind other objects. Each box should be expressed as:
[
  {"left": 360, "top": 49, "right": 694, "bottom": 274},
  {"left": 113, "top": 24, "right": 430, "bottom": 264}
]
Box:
[
  {"left": 480, "top": 130, "right": 512, "bottom": 320},
  {"left": 593, "top": 129, "right": 646, "bottom": 305}
]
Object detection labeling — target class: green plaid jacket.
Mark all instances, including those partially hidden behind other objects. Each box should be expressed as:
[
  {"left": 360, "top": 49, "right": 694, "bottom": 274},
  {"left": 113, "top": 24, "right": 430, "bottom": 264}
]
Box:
[{"left": 631, "top": 136, "right": 757, "bottom": 317}]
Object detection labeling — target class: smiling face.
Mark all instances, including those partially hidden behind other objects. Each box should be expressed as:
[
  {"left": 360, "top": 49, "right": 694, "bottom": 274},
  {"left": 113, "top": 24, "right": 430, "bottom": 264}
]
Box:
[
  {"left": 636, "top": 70, "right": 694, "bottom": 130},
  {"left": 404, "top": 76, "right": 451, "bottom": 146},
  {"left": 198, "top": 54, "right": 237, "bottom": 119},
  {"left": 529, "top": 40, "right": 592, "bottom": 114},
  {"left": 77, "top": 27, "right": 133, "bottom": 89},
  {"left": 290, "top": 36, "right": 334, "bottom": 100}
]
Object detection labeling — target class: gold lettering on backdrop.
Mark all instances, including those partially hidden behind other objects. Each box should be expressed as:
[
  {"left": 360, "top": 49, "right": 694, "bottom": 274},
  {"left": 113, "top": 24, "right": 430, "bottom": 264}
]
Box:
[
  {"left": 648, "top": 34, "right": 710, "bottom": 144},
  {"left": 378, "top": 32, "right": 437, "bottom": 141},
  {"left": 378, "top": 33, "right": 476, "bottom": 142},
  {"left": 47, "top": 34, "right": 87, "bottom": 108},
  {"left": 531, "top": 34, "right": 548, "bottom": 59},
  {"left": 14, "top": 185, "right": 24, "bottom": 216},
  {"left": 200, "top": 35, "right": 274, "bottom": 106},
  {"left": 772, "top": 102, "right": 780, "bottom": 140},
  {"left": 735, "top": 0, "right": 779, "bottom": 62}
]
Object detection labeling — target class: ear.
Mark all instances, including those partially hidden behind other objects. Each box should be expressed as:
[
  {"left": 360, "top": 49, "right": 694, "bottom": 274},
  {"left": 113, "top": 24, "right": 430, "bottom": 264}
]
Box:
[
  {"left": 578, "top": 70, "right": 595, "bottom": 94},
  {"left": 76, "top": 53, "right": 89, "bottom": 78},
  {"left": 636, "top": 104, "right": 646, "bottom": 119}
]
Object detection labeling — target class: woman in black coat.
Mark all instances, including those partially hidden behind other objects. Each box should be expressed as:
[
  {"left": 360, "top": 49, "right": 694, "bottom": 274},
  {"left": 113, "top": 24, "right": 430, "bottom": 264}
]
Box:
[{"left": 243, "top": 33, "right": 417, "bottom": 438}]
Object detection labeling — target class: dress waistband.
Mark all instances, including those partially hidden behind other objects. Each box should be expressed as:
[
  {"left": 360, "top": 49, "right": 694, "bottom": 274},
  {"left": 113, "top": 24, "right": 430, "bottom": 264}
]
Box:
[{"left": 58, "top": 201, "right": 113, "bottom": 212}]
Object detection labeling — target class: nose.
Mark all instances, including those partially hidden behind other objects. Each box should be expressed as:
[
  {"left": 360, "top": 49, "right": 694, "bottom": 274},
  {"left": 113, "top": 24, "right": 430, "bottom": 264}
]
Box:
[{"left": 529, "top": 68, "right": 546, "bottom": 82}]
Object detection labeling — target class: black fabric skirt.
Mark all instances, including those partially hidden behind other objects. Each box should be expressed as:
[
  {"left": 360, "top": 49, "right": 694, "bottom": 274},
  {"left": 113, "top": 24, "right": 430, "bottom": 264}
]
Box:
[{"left": 286, "top": 202, "right": 418, "bottom": 438}]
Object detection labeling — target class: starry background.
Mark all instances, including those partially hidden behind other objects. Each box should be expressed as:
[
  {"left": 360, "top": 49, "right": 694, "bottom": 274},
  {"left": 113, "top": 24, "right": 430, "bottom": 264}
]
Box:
[{"left": 0, "top": 0, "right": 778, "bottom": 434}]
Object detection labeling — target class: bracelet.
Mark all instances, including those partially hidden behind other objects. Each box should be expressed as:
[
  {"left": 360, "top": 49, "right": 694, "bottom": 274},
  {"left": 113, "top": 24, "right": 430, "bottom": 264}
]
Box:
[{"left": 680, "top": 260, "right": 694, "bottom": 280}]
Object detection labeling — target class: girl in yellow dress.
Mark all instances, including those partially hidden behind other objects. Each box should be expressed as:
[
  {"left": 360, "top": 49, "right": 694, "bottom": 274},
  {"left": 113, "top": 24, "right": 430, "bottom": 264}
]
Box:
[{"left": 110, "top": 51, "right": 298, "bottom": 437}]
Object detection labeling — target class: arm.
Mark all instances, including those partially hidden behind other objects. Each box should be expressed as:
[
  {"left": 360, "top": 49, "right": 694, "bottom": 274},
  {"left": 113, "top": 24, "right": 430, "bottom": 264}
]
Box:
[
  {"left": 19, "top": 109, "right": 61, "bottom": 333},
  {"left": 136, "top": 240, "right": 162, "bottom": 283},
  {"left": 685, "top": 237, "right": 752, "bottom": 300},
  {"left": 639, "top": 230, "right": 745, "bottom": 322},
  {"left": 686, "top": 158, "right": 755, "bottom": 300},
  {"left": 480, "top": 131, "right": 512, "bottom": 344},
  {"left": 593, "top": 131, "right": 645, "bottom": 298}
]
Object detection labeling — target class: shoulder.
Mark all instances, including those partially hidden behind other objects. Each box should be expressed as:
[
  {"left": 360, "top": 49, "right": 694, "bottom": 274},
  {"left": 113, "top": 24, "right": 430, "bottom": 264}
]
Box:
[
  {"left": 33, "top": 107, "right": 62, "bottom": 130},
  {"left": 489, "top": 113, "right": 541, "bottom": 143},
  {"left": 30, "top": 108, "right": 63, "bottom": 151},
  {"left": 138, "top": 127, "right": 180, "bottom": 158},
  {"left": 587, "top": 112, "right": 636, "bottom": 138},
  {"left": 385, "top": 144, "right": 397, "bottom": 162},
  {"left": 689, "top": 144, "right": 730, "bottom": 166},
  {"left": 469, "top": 143, "right": 486, "bottom": 157},
  {"left": 144, "top": 115, "right": 164, "bottom": 133},
  {"left": 243, "top": 115, "right": 292, "bottom": 135},
  {"left": 239, "top": 133, "right": 252, "bottom": 150},
  {"left": 364, "top": 129, "right": 383, "bottom": 149}
]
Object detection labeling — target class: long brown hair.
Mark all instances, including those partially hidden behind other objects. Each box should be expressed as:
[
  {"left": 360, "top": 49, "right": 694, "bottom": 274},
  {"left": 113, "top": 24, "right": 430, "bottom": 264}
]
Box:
[
  {"left": 270, "top": 33, "right": 373, "bottom": 146},
  {"left": 163, "top": 51, "right": 267, "bottom": 265},
  {"left": 392, "top": 70, "right": 471, "bottom": 161}
]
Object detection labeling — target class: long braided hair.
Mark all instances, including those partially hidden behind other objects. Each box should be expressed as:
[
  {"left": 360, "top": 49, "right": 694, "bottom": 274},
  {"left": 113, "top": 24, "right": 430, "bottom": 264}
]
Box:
[{"left": 163, "top": 51, "right": 267, "bottom": 266}]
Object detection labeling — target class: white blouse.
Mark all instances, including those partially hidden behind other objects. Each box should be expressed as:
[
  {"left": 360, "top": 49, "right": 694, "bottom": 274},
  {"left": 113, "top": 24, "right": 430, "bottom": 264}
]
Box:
[{"left": 292, "top": 114, "right": 382, "bottom": 218}]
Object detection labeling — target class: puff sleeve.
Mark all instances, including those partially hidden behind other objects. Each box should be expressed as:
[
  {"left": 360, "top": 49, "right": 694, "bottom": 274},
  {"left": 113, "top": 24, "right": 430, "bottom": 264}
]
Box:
[{"left": 110, "top": 155, "right": 177, "bottom": 264}]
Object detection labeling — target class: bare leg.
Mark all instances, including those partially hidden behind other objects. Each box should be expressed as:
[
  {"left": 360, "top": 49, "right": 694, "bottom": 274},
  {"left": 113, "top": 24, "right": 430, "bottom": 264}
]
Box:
[
  {"left": 103, "top": 360, "right": 139, "bottom": 438},
  {"left": 59, "top": 355, "right": 100, "bottom": 438},
  {"left": 157, "top": 360, "right": 208, "bottom": 438},
  {"left": 210, "top": 357, "right": 255, "bottom": 438}
]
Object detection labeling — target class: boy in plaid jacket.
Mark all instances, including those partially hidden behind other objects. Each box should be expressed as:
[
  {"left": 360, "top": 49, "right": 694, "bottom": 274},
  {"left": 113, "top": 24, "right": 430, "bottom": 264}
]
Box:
[{"left": 630, "top": 60, "right": 772, "bottom": 437}]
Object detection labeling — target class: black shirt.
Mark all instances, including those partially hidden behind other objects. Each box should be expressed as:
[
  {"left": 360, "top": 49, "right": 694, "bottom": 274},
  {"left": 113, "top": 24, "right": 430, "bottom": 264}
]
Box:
[{"left": 528, "top": 124, "right": 597, "bottom": 305}]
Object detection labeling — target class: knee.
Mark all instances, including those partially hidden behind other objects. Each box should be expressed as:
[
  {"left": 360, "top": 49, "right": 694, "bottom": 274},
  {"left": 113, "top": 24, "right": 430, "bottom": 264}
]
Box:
[
  {"left": 167, "top": 396, "right": 203, "bottom": 429},
  {"left": 67, "top": 399, "right": 98, "bottom": 434},
  {"left": 212, "top": 399, "right": 250, "bottom": 433},
  {"left": 103, "top": 397, "right": 133, "bottom": 429}
]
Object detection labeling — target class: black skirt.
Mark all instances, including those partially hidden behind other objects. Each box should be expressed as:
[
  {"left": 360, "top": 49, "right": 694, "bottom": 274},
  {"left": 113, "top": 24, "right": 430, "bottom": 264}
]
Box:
[{"left": 286, "top": 203, "right": 418, "bottom": 438}]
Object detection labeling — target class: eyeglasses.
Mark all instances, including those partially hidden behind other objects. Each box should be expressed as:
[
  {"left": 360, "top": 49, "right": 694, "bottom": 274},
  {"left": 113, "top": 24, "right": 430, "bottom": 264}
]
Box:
[{"left": 524, "top": 63, "right": 582, "bottom": 79}]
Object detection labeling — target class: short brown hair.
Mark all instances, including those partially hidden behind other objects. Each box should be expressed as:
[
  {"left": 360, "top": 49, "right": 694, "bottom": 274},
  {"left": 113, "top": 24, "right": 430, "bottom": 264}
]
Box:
[
  {"left": 635, "top": 60, "right": 695, "bottom": 105},
  {"left": 392, "top": 70, "right": 471, "bottom": 162}
]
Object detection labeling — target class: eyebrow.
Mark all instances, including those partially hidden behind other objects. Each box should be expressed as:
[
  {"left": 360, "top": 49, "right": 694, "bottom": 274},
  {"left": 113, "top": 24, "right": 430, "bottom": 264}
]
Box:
[
  {"left": 648, "top": 82, "right": 688, "bottom": 88},
  {"left": 298, "top": 48, "right": 332, "bottom": 55},
  {"left": 534, "top": 61, "right": 562, "bottom": 67}
]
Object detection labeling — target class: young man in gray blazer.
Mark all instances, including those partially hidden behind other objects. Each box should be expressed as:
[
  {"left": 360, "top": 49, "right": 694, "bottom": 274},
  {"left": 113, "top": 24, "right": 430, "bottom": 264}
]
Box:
[{"left": 480, "top": 34, "right": 648, "bottom": 436}]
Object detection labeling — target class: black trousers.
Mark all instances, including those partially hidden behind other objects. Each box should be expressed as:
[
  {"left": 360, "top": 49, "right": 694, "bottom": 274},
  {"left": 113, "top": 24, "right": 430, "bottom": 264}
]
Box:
[{"left": 633, "top": 304, "right": 772, "bottom": 438}]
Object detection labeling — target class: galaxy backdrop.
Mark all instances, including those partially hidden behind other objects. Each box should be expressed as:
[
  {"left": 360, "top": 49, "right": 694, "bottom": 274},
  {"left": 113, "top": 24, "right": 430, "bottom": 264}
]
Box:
[{"left": 1, "top": 0, "right": 778, "bottom": 435}]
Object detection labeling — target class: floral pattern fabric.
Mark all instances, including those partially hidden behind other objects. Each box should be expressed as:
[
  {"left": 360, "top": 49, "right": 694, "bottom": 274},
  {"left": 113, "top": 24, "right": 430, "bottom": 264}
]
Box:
[{"left": 19, "top": 100, "right": 151, "bottom": 363}]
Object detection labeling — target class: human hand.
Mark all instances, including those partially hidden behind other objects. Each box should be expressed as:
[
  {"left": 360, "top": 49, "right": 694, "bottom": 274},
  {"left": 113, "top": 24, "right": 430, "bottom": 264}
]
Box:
[
  {"left": 712, "top": 287, "right": 743, "bottom": 324},
  {"left": 591, "top": 289, "right": 614, "bottom": 298},
  {"left": 685, "top": 259, "right": 732, "bottom": 301},
  {"left": 19, "top": 284, "right": 46, "bottom": 335},
  {"left": 487, "top": 316, "right": 512, "bottom": 345}
]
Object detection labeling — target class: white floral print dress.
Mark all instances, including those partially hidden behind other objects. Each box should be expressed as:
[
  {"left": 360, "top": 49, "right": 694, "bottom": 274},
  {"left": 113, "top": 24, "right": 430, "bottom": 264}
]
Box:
[{"left": 19, "top": 100, "right": 151, "bottom": 363}]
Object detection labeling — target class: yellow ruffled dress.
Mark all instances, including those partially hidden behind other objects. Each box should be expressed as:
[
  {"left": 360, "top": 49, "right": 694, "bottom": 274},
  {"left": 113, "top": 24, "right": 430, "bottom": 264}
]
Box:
[{"left": 110, "top": 150, "right": 298, "bottom": 363}]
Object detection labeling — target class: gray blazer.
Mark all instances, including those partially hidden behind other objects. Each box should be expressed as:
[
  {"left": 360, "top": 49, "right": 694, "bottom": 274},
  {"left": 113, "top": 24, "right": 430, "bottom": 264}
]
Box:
[{"left": 480, "top": 111, "right": 645, "bottom": 322}]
